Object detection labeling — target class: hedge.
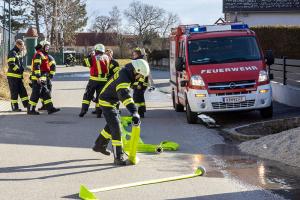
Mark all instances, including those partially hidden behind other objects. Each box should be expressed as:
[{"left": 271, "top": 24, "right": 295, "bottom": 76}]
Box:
[
  {"left": 251, "top": 26, "right": 300, "bottom": 59},
  {"left": 148, "top": 49, "right": 169, "bottom": 61}
]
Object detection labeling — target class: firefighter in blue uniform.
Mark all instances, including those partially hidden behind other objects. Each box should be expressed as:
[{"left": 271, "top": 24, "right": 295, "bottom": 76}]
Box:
[
  {"left": 79, "top": 44, "right": 110, "bottom": 118},
  {"left": 92, "top": 59, "right": 150, "bottom": 165},
  {"left": 6, "top": 39, "right": 29, "bottom": 111},
  {"left": 27, "top": 40, "right": 60, "bottom": 115},
  {"left": 91, "top": 48, "right": 121, "bottom": 114},
  {"left": 34, "top": 43, "right": 57, "bottom": 111},
  {"left": 106, "top": 49, "right": 120, "bottom": 79},
  {"left": 132, "top": 48, "right": 149, "bottom": 118}
]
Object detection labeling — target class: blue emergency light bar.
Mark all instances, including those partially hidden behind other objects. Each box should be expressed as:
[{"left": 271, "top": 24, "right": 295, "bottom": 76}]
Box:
[
  {"left": 231, "top": 24, "right": 249, "bottom": 30},
  {"left": 189, "top": 24, "right": 249, "bottom": 33}
]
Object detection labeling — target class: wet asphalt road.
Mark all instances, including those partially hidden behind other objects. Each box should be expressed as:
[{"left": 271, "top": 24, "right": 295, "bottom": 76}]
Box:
[{"left": 0, "top": 66, "right": 299, "bottom": 199}]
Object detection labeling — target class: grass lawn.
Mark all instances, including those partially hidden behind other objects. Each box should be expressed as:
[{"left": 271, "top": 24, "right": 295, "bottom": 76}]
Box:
[
  {"left": 116, "top": 59, "right": 131, "bottom": 67},
  {"left": 0, "top": 66, "right": 31, "bottom": 100}
]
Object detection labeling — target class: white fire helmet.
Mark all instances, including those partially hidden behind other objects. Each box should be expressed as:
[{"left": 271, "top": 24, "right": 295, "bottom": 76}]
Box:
[
  {"left": 132, "top": 59, "right": 150, "bottom": 77},
  {"left": 94, "top": 44, "right": 105, "bottom": 53}
]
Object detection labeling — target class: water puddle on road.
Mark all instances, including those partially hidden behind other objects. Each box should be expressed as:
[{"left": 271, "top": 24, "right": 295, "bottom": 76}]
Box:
[
  {"left": 208, "top": 144, "right": 300, "bottom": 199},
  {"left": 54, "top": 72, "right": 89, "bottom": 79}
]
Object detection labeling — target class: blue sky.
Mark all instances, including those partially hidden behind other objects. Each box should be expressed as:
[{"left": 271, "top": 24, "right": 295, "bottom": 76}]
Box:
[{"left": 86, "top": 0, "right": 223, "bottom": 28}]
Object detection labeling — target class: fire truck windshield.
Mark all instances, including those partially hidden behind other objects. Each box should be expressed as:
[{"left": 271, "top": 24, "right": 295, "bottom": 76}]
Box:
[{"left": 188, "top": 36, "right": 261, "bottom": 65}]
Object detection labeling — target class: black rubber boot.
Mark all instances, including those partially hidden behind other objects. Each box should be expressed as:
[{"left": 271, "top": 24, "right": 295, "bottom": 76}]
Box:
[
  {"left": 48, "top": 107, "right": 60, "bottom": 115},
  {"left": 138, "top": 106, "right": 146, "bottom": 118},
  {"left": 38, "top": 103, "right": 47, "bottom": 111},
  {"left": 27, "top": 105, "right": 39, "bottom": 115},
  {"left": 96, "top": 108, "right": 102, "bottom": 118},
  {"left": 79, "top": 108, "right": 87, "bottom": 117},
  {"left": 92, "top": 134, "right": 110, "bottom": 156},
  {"left": 22, "top": 100, "right": 29, "bottom": 109},
  {"left": 11, "top": 103, "right": 22, "bottom": 112},
  {"left": 113, "top": 146, "right": 127, "bottom": 166}
]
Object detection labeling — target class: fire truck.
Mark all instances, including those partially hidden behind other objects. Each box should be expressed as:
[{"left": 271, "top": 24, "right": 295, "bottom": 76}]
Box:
[{"left": 169, "top": 23, "right": 274, "bottom": 124}]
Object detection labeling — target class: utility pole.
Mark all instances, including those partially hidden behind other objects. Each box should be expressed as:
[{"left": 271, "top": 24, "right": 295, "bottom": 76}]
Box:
[
  {"left": 2, "top": 0, "right": 6, "bottom": 66},
  {"left": 60, "top": 0, "right": 65, "bottom": 64},
  {"left": 8, "top": 0, "right": 11, "bottom": 50}
]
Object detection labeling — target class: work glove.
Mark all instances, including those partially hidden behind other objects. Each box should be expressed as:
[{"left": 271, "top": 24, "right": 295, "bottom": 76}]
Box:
[
  {"left": 13, "top": 68, "right": 20, "bottom": 73},
  {"left": 49, "top": 74, "right": 54, "bottom": 79},
  {"left": 132, "top": 112, "right": 141, "bottom": 126},
  {"left": 148, "top": 86, "right": 155, "bottom": 92},
  {"left": 92, "top": 96, "right": 97, "bottom": 103},
  {"left": 20, "top": 68, "right": 24, "bottom": 74}
]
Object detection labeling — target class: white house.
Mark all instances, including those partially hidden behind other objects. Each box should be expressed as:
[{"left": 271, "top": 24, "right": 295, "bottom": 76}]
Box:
[{"left": 223, "top": 0, "right": 300, "bottom": 26}]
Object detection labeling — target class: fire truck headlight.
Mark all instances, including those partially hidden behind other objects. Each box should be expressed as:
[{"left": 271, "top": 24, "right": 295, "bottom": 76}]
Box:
[
  {"left": 190, "top": 75, "right": 205, "bottom": 86},
  {"left": 258, "top": 70, "right": 268, "bottom": 82}
]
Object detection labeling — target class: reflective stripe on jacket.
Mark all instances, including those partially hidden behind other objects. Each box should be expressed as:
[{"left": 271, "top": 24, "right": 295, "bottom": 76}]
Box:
[{"left": 99, "top": 64, "right": 137, "bottom": 114}]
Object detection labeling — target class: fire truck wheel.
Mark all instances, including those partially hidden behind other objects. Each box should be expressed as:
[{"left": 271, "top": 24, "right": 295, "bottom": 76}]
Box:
[
  {"left": 260, "top": 103, "right": 273, "bottom": 118},
  {"left": 172, "top": 91, "right": 184, "bottom": 112},
  {"left": 186, "top": 100, "right": 198, "bottom": 124}
]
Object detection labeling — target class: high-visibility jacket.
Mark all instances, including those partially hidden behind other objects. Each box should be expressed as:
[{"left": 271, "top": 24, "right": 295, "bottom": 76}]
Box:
[
  {"left": 31, "top": 51, "right": 56, "bottom": 80},
  {"left": 133, "top": 76, "right": 149, "bottom": 89},
  {"left": 6, "top": 46, "right": 24, "bottom": 79},
  {"left": 83, "top": 53, "right": 110, "bottom": 82},
  {"left": 99, "top": 64, "right": 137, "bottom": 114},
  {"left": 47, "top": 55, "right": 56, "bottom": 77},
  {"left": 107, "top": 59, "right": 120, "bottom": 80}
]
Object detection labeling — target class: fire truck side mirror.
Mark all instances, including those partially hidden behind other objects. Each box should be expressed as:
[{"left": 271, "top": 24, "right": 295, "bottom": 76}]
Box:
[
  {"left": 265, "top": 50, "right": 274, "bottom": 66},
  {"left": 176, "top": 57, "right": 185, "bottom": 71}
]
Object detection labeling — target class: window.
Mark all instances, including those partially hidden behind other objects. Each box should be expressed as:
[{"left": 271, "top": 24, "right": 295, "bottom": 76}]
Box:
[{"left": 188, "top": 36, "right": 261, "bottom": 65}]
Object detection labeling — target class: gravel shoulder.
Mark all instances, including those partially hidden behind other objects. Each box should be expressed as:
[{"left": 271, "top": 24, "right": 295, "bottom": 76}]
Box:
[{"left": 239, "top": 127, "right": 300, "bottom": 167}]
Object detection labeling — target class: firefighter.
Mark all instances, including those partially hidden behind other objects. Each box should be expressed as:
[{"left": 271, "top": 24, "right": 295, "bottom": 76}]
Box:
[
  {"left": 65, "top": 53, "right": 75, "bottom": 67},
  {"left": 27, "top": 40, "right": 60, "bottom": 115},
  {"left": 106, "top": 49, "right": 121, "bottom": 111},
  {"left": 92, "top": 59, "right": 150, "bottom": 165},
  {"left": 37, "top": 45, "right": 56, "bottom": 111},
  {"left": 79, "top": 44, "right": 110, "bottom": 118},
  {"left": 106, "top": 49, "right": 120, "bottom": 79},
  {"left": 132, "top": 48, "right": 149, "bottom": 118},
  {"left": 92, "top": 48, "right": 121, "bottom": 115},
  {"left": 6, "top": 39, "right": 29, "bottom": 111}
]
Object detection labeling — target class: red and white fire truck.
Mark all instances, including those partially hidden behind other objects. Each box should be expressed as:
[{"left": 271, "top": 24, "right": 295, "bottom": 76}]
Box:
[{"left": 170, "top": 23, "right": 274, "bottom": 124}]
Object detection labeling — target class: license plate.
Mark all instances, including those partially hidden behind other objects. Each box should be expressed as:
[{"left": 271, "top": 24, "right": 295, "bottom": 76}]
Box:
[{"left": 223, "top": 96, "right": 246, "bottom": 103}]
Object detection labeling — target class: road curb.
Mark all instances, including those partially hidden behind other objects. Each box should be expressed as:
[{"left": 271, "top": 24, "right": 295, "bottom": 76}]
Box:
[
  {"left": 221, "top": 117, "right": 300, "bottom": 142},
  {"left": 221, "top": 127, "right": 261, "bottom": 142}
]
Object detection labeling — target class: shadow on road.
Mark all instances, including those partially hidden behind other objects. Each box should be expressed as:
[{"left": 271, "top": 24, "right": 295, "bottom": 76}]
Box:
[
  {"left": 207, "top": 101, "right": 300, "bottom": 129},
  {"left": 167, "top": 189, "right": 299, "bottom": 200},
  {"left": 0, "top": 158, "right": 115, "bottom": 181}
]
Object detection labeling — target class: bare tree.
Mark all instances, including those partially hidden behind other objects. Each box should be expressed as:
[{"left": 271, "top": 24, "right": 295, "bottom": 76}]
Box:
[
  {"left": 91, "top": 6, "right": 121, "bottom": 33},
  {"left": 160, "top": 12, "right": 180, "bottom": 38},
  {"left": 109, "top": 6, "right": 121, "bottom": 32},
  {"left": 34, "top": 0, "right": 87, "bottom": 51},
  {"left": 124, "top": 1, "right": 178, "bottom": 46},
  {"left": 92, "top": 16, "right": 113, "bottom": 33},
  {"left": 22, "top": 0, "right": 42, "bottom": 35}
]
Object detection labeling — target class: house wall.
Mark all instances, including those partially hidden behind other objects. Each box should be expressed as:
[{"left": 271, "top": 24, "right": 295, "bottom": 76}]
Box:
[
  {"left": 64, "top": 45, "right": 133, "bottom": 58},
  {"left": 225, "top": 12, "right": 300, "bottom": 26}
]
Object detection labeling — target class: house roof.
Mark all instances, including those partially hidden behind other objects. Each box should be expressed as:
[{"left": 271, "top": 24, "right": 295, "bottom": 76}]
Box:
[
  {"left": 67, "top": 32, "right": 119, "bottom": 46},
  {"left": 15, "top": 33, "right": 45, "bottom": 40}
]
